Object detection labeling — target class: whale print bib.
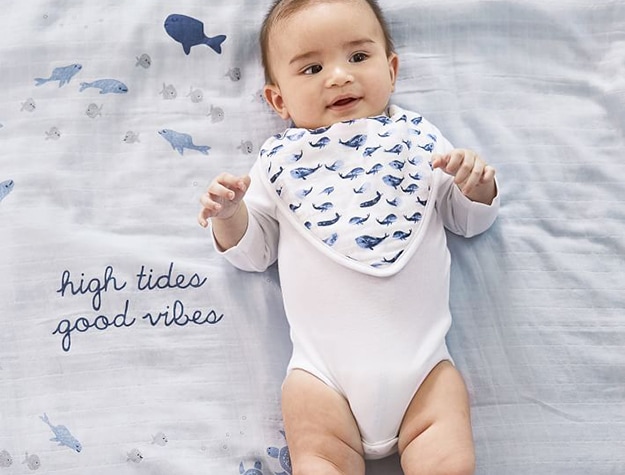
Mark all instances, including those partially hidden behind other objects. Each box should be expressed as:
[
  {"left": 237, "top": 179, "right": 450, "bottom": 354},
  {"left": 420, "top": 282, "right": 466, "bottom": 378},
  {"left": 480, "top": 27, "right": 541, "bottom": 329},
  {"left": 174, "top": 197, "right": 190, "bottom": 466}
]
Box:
[{"left": 259, "top": 105, "right": 444, "bottom": 276}]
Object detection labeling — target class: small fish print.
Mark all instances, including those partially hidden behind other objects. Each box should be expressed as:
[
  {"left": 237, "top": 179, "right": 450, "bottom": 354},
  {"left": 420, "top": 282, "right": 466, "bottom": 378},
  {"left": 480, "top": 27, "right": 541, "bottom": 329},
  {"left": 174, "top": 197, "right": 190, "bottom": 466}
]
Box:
[
  {"left": 309, "top": 125, "right": 331, "bottom": 135},
  {"left": 377, "top": 214, "right": 398, "bottom": 226},
  {"left": 20, "top": 98, "right": 36, "bottom": 112},
  {"left": 85, "top": 103, "right": 103, "bottom": 119},
  {"left": 0, "top": 180, "right": 15, "bottom": 201},
  {"left": 127, "top": 449, "right": 143, "bottom": 463},
  {"left": 123, "top": 131, "right": 140, "bottom": 144},
  {"left": 339, "top": 134, "right": 367, "bottom": 150},
  {"left": 371, "top": 115, "right": 392, "bottom": 125},
  {"left": 187, "top": 87, "right": 204, "bottom": 103},
  {"left": 45, "top": 127, "right": 61, "bottom": 140},
  {"left": 320, "top": 186, "right": 334, "bottom": 195},
  {"left": 363, "top": 145, "right": 381, "bottom": 158},
  {"left": 355, "top": 233, "right": 389, "bottom": 250},
  {"left": 317, "top": 213, "right": 341, "bottom": 227},
  {"left": 164, "top": 14, "right": 226, "bottom": 55},
  {"left": 385, "top": 144, "right": 403, "bottom": 155},
  {"left": 34, "top": 64, "right": 82, "bottom": 87},
  {"left": 393, "top": 230, "right": 412, "bottom": 240},
  {"left": 389, "top": 159, "right": 405, "bottom": 170},
  {"left": 151, "top": 432, "right": 168, "bottom": 446},
  {"left": 309, "top": 137, "right": 330, "bottom": 149},
  {"left": 237, "top": 140, "right": 254, "bottom": 154},
  {"left": 270, "top": 166, "right": 285, "bottom": 183},
  {"left": 404, "top": 211, "right": 423, "bottom": 223},
  {"left": 359, "top": 191, "right": 382, "bottom": 208},
  {"left": 290, "top": 164, "right": 322, "bottom": 180},
  {"left": 366, "top": 163, "right": 383, "bottom": 175},
  {"left": 160, "top": 83, "right": 177, "bottom": 100},
  {"left": 286, "top": 130, "right": 306, "bottom": 141},
  {"left": 325, "top": 160, "right": 343, "bottom": 171},
  {"left": 349, "top": 214, "right": 370, "bottom": 225},
  {"left": 296, "top": 187, "right": 313, "bottom": 198},
  {"left": 158, "top": 129, "right": 210, "bottom": 155},
  {"left": 323, "top": 233, "right": 339, "bottom": 246},
  {"left": 40, "top": 413, "right": 82, "bottom": 452},
  {"left": 339, "top": 167, "right": 365, "bottom": 180},
  {"left": 79, "top": 79, "right": 128, "bottom": 94},
  {"left": 22, "top": 452, "right": 41, "bottom": 471},
  {"left": 287, "top": 150, "right": 304, "bottom": 162},
  {"left": 418, "top": 142, "right": 435, "bottom": 153},
  {"left": 0, "top": 449, "right": 12, "bottom": 467},
  {"left": 382, "top": 175, "right": 404, "bottom": 189},
  {"left": 353, "top": 183, "right": 370, "bottom": 194},
  {"left": 135, "top": 53, "right": 152, "bottom": 69},
  {"left": 312, "top": 202, "right": 334, "bottom": 212},
  {"left": 380, "top": 250, "right": 404, "bottom": 264},
  {"left": 207, "top": 105, "right": 224, "bottom": 123},
  {"left": 267, "top": 144, "right": 284, "bottom": 158},
  {"left": 402, "top": 184, "right": 419, "bottom": 194},
  {"left": 225, "top": 67, "right": 241, "bottom": 81}
]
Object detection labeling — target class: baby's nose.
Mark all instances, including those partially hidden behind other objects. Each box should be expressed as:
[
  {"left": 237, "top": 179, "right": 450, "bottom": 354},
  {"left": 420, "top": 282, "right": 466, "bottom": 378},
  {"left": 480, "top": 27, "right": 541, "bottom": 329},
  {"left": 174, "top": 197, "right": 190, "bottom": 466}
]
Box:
[{"left": 326, "top": 65, "right": 354, "bottom": 87}]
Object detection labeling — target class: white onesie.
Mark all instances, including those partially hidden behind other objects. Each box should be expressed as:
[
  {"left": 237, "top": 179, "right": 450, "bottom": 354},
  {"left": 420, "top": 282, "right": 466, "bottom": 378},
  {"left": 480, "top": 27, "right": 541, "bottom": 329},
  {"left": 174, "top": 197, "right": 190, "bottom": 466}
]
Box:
[{"left": 214, "top": 105, "right": 499, "bottom": 459}]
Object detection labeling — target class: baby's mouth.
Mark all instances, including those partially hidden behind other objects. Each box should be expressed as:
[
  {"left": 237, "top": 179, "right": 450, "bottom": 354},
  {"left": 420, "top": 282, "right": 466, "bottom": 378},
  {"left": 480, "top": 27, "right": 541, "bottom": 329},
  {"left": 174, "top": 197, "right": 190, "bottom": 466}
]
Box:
[{"left": 330, "top": 96, "right": 359, "bottom": 108}]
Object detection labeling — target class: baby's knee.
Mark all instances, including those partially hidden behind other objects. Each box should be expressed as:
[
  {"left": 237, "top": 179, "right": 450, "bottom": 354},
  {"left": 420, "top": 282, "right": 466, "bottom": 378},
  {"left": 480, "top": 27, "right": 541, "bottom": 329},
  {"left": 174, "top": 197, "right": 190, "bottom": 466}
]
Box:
[
  {"left": 403, "top": 448, "right": 475, "bottom": 475},
  {"left": 291, "top": 455, "right": 344, "bottom": 475}
]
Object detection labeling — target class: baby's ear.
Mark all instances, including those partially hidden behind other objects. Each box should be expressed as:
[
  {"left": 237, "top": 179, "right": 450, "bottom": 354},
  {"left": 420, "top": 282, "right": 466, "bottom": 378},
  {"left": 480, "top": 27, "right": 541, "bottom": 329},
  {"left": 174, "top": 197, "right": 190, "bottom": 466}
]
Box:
[
  {"left": 263, "top": 84, "right": 290, "bottom": 120},
  {"left": 388, "top": 53, "right": 399, "bottom": 91}
]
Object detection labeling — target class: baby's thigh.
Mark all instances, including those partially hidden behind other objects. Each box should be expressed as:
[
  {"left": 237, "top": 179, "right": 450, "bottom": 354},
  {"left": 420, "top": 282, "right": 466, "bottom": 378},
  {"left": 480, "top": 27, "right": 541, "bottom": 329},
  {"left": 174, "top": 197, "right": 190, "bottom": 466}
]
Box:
[
  {"left": 397, "top": 361, "right": 475, "bottom": 475},
  {"left": 282, "top": 369, "right": 365, "bottom": 475}
]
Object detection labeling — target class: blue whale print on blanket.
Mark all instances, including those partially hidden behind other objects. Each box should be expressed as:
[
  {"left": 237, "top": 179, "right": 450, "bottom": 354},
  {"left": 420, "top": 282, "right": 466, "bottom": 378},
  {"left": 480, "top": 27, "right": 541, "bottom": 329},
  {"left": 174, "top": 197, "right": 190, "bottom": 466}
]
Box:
[
  {"left": 158, "top": 129, "right": 211, "bottom": 155},
  {"left": 0, "top": 180, "right": 14, "bottom": 202},
  {"left": 34, "top": 64, "right": 82, "bottom": 87},
  {"left": 79, "top": 79, "right": 128, "bottom": 94},
  {"left": 164, "top": 14, "right": 226, "bottom": 55},
  {"left": 40, "top": 413, "right": 82, "bottom": 452}
]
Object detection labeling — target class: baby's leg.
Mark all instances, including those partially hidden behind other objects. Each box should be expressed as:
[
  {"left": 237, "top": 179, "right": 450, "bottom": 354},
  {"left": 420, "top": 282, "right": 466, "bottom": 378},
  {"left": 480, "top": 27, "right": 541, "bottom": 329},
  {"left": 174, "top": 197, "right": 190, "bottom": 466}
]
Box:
[
  {"left": 397, "top": 361, "right": 475, "bottom": 475},
  {"left": 281, "top": 369, "right": 365, "bottom": 475}
]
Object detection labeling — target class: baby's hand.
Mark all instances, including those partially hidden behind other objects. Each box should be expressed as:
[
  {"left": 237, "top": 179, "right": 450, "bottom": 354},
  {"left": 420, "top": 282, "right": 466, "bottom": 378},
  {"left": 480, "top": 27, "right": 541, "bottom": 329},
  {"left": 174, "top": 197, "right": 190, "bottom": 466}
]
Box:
[
  {"left": 432, "top": 149, "right": 496, "bottom": 204},
  {"left": 198, "top": 173, "right": 251, "bottom": 228}
]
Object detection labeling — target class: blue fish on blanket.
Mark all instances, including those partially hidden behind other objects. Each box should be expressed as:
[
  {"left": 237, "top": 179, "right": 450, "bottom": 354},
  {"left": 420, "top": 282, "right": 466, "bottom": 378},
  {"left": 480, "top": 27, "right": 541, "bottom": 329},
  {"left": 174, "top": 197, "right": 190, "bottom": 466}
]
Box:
[
  {"left": 34, "top": 64, "right": 82, "bottom": 87},
  {"left": 164, "top": 14, "right": 226, "bottom": 55},
  {"left": 0, "top": 180, "right": 14, "bottom": 202},
  {"left": 40, "top": 413, "right": 82, "bottom": 452},
  {"left": 158, "top": 129, "right": 210, "bottom": 155},
  {"left": 79, "top": 79, "right": 128, "bottom": 94}
]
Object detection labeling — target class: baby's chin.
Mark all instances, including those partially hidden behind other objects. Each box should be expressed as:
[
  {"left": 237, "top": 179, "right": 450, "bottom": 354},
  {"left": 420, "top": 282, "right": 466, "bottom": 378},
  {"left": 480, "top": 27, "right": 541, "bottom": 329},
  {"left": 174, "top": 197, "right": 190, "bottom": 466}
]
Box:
[{"left": 295, "top": 107, "right": 390, "bottom": 130}]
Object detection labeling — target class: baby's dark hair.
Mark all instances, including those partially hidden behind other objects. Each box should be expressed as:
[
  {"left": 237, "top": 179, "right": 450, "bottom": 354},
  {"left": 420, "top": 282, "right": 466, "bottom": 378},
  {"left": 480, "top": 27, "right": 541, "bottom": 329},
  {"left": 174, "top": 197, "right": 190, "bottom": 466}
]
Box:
[{"left": 260, "top": 0, "right": 395, "bottom": 84}]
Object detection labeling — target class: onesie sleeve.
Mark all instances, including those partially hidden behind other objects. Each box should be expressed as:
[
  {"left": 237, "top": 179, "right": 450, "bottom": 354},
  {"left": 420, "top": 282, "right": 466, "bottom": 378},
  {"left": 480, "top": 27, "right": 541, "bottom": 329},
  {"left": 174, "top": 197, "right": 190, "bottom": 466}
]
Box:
[
  {"left": 211, "top": 159, "right": 280, "bottom": 272},
  {"left": 433, "top": 136, "right": 500, "bottom": 238}
]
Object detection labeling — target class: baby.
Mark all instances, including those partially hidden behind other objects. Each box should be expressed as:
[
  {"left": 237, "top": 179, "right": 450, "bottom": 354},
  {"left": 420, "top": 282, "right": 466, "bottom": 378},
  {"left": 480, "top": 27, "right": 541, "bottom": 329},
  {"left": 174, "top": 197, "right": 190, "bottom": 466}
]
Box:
[{"left": 199, "top": 0, "right": 499, "bottom": 473}]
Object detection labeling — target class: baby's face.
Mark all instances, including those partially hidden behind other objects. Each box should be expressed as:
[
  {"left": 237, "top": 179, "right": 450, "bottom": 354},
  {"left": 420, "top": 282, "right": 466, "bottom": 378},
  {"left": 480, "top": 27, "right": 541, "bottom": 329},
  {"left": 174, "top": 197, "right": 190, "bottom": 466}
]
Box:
[{"left": 264, "top": 0, "right": 398, "bottom": 130}]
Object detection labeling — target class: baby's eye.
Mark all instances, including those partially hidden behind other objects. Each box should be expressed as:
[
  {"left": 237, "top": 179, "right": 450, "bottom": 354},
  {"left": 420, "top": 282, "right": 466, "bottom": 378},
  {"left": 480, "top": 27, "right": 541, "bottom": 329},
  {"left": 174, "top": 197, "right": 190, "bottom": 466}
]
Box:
[
  {"left": 350, "top": 52, "right": 368, "bottom": 63},
  {"left": 303, "top": 64, "right": 322, "bottom": 75}
]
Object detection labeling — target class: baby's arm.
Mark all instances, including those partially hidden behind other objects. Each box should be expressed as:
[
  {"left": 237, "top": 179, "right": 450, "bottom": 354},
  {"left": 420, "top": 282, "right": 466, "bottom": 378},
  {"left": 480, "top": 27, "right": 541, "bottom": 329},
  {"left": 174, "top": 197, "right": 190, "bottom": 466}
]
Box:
[
  {"left": 198, "top": 173, "right": 251, "bottom": 251},
  {"left": 432, "top": 149, "right": 496, "bottom": 205}
]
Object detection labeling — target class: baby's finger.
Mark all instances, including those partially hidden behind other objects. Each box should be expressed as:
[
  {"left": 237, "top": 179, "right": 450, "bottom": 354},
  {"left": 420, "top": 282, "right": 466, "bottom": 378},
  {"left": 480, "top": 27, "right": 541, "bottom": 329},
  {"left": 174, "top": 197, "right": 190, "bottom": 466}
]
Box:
[
  {"left": 207, "top": 179, "right": 238, "bottom": 201},
  {"left": 481, "top": 165, "right": 496, "bottom": 183},
  {"left": 431, "top": 153, "right": 448, "bottom": 170}
]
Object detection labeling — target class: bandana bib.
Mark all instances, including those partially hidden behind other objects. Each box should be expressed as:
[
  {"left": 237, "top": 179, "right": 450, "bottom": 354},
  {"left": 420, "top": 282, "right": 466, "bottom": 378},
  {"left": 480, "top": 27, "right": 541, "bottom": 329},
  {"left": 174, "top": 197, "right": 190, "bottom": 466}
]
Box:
[{"left": 259, "top": 105, "right": 443, "bottom": 276}]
